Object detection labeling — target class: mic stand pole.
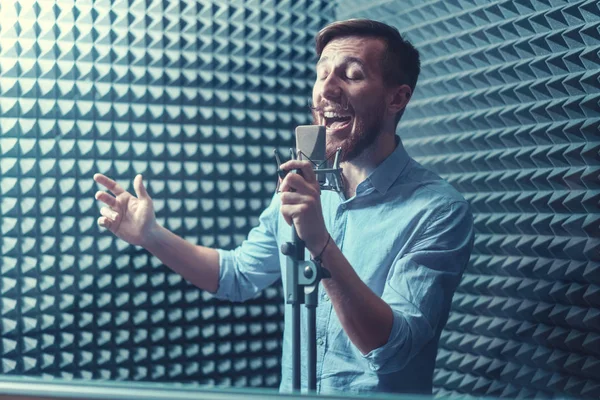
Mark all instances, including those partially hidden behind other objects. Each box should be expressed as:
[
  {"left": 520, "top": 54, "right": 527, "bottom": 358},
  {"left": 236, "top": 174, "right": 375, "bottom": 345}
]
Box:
[
  {"left": 304, "top": 267, "right": 319, "bottom": 391},
  {"left": 281, "top": 227, "right": 329, "bottom": 393},
  {"left": 275, "top": 147, "right": 339, "bottom": 393},
  {"left": 283, "top": 224, "right": 303, "bottom": 391}
]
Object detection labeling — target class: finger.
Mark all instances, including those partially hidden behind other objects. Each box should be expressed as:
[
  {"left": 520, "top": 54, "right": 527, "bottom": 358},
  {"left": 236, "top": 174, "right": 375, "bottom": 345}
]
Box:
[
  {"left": 93, "top": 173, "right": 126, "bottom": 196},
  {"left": 279, "top": 160, "right": 317, "bottom": 184},
  {"left": 280, "top": 204, "right": 307, "bottom": 226},
  {"left": 100, "top": 207, "right": 119, "bottom": 221},
  {"left": 283, "top": 214, "right": 293, "bottom": 226},
  {"left": 279, "top": 173, "right": 316, "bottom": 194},
  {"left": 97, "top": 216, "right": 112, "bottom": 230},
  {"left": 279, "top": 205, "right": 295, "bottom": 226},
  {"left": 95, "top": 191, "right": 117, "bottom": 208},
  {"left": 134, "top": 174, "right": 150, "bottom": 200},
  {"left": 279, "top": 191, "right": 313, "bottom": 205}
]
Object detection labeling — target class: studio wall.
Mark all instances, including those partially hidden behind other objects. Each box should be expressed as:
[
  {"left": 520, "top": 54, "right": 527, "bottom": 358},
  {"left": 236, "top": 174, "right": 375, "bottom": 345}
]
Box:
[
  {"left": 335, "top": 0, "right": 600, "bottom": 398},
  {"left": 0, "top": 0, "right": 333, "bottom": 388}
]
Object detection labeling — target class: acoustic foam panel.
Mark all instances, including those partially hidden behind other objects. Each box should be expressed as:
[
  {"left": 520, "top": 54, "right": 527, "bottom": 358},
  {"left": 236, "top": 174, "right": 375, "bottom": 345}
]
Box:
[
  {"left": 0, "top": 0, "right": 333, "bottom": 388},
  {"left": 336, "top": 0, "right": 600, "bottom": 398}
]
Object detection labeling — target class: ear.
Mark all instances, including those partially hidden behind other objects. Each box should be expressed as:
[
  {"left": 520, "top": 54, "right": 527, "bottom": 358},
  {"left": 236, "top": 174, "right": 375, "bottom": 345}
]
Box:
[{"left": 386, "top": 84, "right": 412, "bottom": 116}]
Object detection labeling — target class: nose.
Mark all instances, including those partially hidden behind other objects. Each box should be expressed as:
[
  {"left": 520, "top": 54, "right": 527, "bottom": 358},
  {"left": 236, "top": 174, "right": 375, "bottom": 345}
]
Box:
[{"left": 319, "top": 73, "right": 342, "bottom": 102}]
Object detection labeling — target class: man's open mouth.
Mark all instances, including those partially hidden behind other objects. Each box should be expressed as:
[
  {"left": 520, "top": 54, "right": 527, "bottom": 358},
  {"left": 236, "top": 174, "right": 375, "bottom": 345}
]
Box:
[{"left": 324, "top": 111, "right": 352, "bottom": 130}]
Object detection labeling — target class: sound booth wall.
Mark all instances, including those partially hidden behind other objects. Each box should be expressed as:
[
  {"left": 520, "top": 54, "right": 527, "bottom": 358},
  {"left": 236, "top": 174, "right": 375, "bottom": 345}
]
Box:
[
  {"left": 0, "top": 0, "right": 333, "bottom": 388},
  {"left": 335, "top": 0, "right": 600, "bottom": 398}
]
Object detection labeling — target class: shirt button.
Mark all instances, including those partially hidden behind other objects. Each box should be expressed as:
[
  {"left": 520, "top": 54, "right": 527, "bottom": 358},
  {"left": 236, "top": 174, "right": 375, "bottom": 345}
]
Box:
[
  {"left": 341, "top": 204, "right": 347, "bottom": 210},
  {"left": 323, "top": 295, "right": 330, "bottom": 302},
  {"left": 317, "top": 338, "right": 324, "bottom": 346}
]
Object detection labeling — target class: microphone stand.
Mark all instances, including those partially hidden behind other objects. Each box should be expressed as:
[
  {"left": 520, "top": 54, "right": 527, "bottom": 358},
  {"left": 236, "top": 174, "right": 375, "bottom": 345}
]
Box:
[
  {"left": 275, "top": 148, "right": 343, "bottom": 392},
  {"left": 281, "top": 225, "right": 330, "bottom": 392}
]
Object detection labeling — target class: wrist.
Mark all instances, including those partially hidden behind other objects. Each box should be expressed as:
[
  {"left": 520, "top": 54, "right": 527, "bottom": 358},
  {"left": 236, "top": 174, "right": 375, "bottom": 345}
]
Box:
[
  {"left": 310, "top": 232, "right": 331, "bottom": 262},
  {"left": 141, "top": 221, "right": 163, "bottom": 249}
]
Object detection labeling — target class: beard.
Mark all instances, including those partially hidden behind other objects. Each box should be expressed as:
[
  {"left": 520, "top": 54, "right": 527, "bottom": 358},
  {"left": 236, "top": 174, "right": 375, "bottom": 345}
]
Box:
[
  {"left": 312, "top": 101, "right": 386, "bottom": 163},
  {"left": 331, "top": 114, "right": 385, "bottom": 162}
]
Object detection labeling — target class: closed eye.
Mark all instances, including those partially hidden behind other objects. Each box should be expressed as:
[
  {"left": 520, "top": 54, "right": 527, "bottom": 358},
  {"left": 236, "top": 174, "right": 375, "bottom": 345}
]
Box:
[{"left": 345, "top": 65, "right": 364, "bottom": 81}]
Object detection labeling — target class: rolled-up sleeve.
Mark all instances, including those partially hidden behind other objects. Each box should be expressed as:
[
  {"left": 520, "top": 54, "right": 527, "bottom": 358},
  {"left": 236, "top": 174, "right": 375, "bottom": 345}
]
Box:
[
  {"left": 362, "top": 200, "right": 474, "bottom": 373},
  {"left": 214, "top": 195, "right": 282, "bottom": 302}
]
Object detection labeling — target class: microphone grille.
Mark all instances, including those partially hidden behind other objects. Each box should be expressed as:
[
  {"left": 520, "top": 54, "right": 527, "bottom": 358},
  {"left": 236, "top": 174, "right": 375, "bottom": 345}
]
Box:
[{"left": 295, "top": 125, "right": 326, "bottom": 161}]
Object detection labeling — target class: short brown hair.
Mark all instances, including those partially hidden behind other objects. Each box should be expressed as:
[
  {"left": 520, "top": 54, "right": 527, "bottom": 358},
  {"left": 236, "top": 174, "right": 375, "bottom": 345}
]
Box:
[{"left": 315, "top": 19, "right": 421, "bottom": 124}]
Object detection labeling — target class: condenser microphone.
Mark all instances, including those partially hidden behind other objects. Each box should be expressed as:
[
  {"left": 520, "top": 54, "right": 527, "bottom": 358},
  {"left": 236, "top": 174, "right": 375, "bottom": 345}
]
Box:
[
  {"left": 295, "top": 125, "right": 327, "bottom": 184},
  {"left": 273, "top": 125, "right": 342, "bottom": 194}
]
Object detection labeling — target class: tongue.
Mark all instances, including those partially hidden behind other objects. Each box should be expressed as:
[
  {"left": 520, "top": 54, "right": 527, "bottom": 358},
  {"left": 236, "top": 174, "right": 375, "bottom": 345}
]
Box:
[{"left": 329, "top": 117, "right": 350, "bottom": 129}]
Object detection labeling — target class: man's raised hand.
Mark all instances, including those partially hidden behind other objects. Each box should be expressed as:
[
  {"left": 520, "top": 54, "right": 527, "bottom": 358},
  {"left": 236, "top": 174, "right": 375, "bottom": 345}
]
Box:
[{"left": 93, "top": 173, "right": 157, "bottom": 247}]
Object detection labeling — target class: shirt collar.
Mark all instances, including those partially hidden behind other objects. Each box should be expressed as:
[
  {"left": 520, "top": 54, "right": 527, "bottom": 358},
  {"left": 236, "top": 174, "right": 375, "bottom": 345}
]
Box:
[{"left": 366, "top": 135, "right": 411, "bottom": 195}]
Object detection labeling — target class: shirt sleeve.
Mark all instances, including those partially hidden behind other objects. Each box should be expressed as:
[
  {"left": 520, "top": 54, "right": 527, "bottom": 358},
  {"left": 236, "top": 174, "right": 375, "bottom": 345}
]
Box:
[
  {"left": 362, "top": 200, "right": 474, "bottom": 373},
  {"left": 213, "top": 194, "right": 283, "bottom": 302}
]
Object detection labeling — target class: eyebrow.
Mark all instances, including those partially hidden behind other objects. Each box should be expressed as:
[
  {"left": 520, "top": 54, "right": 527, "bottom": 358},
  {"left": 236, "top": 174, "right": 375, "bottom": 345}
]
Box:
[{"left": 316, "top": 56, "right": 366, "bottom": 70}]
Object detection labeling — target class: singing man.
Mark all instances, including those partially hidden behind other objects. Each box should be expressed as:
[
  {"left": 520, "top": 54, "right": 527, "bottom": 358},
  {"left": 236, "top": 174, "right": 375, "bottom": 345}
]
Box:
[{"left": 93, "top": 19, "right": 474, "bottom": 394}]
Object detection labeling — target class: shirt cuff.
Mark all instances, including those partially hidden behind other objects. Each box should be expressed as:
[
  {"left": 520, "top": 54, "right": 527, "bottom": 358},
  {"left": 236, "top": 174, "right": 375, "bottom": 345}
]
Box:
[
  {"left": 213, "top": 248, "right": 236, "bottom": 301},
  {"left": 361, "top": 310, "right": 409, "bottom": 374}
]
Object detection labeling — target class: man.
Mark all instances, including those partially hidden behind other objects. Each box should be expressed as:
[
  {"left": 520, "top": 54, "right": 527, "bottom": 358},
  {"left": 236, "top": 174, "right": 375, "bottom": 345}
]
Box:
[{"left": 94, "top": 19, "right": 474, "bottom": 394}]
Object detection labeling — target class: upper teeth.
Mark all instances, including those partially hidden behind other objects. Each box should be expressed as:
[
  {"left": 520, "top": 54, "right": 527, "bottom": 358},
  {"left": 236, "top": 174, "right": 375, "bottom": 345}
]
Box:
[{"left": 324, "top": 111, "right": 348, "bottom": 118}]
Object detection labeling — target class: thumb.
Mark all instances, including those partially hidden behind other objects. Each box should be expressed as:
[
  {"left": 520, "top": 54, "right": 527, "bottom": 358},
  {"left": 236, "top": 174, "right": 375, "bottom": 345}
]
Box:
[{"left": 133, "top": 174, "right": 150, "bottom": 199}]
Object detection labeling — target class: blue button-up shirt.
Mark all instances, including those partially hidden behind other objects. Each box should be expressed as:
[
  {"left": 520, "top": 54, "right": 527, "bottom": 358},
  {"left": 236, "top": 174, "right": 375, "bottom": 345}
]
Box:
[{"left": 215, "top": 137, "right": 474, "bottom": 394}]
